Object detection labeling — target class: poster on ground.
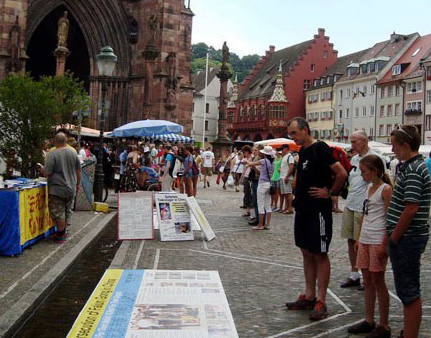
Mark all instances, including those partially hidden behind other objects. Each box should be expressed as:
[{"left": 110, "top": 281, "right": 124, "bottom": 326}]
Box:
[
  {"left": 186, "top": 197, "right": 215, "bottom": 242},
  {"left": 67, "top": 269, "right": 239, "bottom": 338},
  {"left": 118, "top": 191, "right": 154, "bottom": 240},
  {"left": 155, "top": 193, "right": 194, "bottom": 242}
]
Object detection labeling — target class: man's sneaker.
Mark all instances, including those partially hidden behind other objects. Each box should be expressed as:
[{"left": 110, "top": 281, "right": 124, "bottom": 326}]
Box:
[
  {"left": 285, "top": 294, "right": 316, "bottom": 310},
  {"left": 309, "top": 300, "right": 328, "bottom": 320}
]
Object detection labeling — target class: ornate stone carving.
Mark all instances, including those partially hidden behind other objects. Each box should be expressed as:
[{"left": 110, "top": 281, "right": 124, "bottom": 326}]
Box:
[{"left": 6, "top": 16, "right": 22, "bottom": 74}]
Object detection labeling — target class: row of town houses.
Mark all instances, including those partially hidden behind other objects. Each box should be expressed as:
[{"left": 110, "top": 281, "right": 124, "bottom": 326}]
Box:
[{"left": 192, "top": 28, "right": 431, "bottom": 145}]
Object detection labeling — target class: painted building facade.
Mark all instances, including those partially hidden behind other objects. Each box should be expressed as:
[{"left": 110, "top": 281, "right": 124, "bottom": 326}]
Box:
[
  {"left": 376, "top": 34, "right": 431, "bottom": 143},
  {"left": 335, "top": 33, "right": 419, "bottom": 140},
  {"left": 423, "top": 58, "right": 431, "bottom": 144},
  {"left": 306, "top": 49, "right": 369, "bottom": 141},
  {"left": 228, "top": 28, "right": 338, "bottom": 141}
]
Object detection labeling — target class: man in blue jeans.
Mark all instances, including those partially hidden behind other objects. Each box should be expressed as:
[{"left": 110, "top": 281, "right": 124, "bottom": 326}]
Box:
[{"left": 387, "top": 125, "right": 430, "bottom": 338}]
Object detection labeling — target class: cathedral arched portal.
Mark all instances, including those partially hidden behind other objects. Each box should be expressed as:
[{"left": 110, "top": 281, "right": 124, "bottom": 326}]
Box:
[
  {"left": 25, "top": 0, "right": 132, "bottom": 129},
  {"left": 26, "top": 6, "right": 90, "bottom": 90}
]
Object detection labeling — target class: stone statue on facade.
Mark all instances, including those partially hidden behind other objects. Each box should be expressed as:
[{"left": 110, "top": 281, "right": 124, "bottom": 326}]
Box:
[
  {"left": 148, "top": 14, "right": 158, "bottom": 42},
  {"left": 57, "top": 11, "right": 69, "bottom": 48},
  {"left": 165, "top": 52, "right": 178, "bottom": 110}
]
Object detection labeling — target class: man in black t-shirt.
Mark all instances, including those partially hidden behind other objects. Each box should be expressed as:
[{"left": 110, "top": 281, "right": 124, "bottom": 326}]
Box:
[{"left": 285, "top": 117, "right": 347, "bottom": 321}]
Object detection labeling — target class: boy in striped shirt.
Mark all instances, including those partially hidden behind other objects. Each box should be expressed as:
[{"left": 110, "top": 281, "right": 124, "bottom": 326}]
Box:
[{"left": 387, "top": 125, "right": 431, "bottom": 338}]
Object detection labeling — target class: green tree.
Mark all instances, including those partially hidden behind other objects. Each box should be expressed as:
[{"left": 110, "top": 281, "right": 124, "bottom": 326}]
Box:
[
  {"left": 191, "top": 43, "right": 261, "bottom": 83},
  {"left": 191, "top": 42, "right": 209, "bottom": 59},
  {"left": 41, "top": 71, "right": 90, "bottom": 127},
  {"left": 0, "top": 72, "right": 91, "bottom": 177},
  {"left": 0, "top": 74, "right": 57, "bottom": 177}
]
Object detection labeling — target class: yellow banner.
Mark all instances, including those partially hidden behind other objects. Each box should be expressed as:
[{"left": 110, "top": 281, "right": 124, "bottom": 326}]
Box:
[
  {"left": 19, "top": 186, "right": 53, "bottom": 245},
  {"left": 67, "top": 269, "right": 122, "bottom": 338}
]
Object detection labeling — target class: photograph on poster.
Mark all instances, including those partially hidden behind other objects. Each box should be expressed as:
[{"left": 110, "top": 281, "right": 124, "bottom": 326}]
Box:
[
  {"left": 155, "top": 193, "right": 194, "bottom": 241},
  {"left": 129, "top": 304, "right": 201, "bottom": 331},
  {"left": 159, "top": 202, "right": 172, "bottom": 220},
  {"left": 175, "top": 221, "right": 191, "bottom": 234}
]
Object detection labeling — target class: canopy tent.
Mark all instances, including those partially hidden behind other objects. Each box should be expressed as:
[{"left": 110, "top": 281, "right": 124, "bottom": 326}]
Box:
[
  {"left": 112, "top": 120, "right": 183, "bottom": 138},
  {"left": 254, "top": 138, "right": 291, "bottom": 146},
  {"left": 368, "top": 141, "right": 390, "bottom": 148},
  {"left": 153, "top": 133, "right": 194, "bottom": 144},
  {"left": 55, "top": 124, "right": 111, "bottom": 138}
]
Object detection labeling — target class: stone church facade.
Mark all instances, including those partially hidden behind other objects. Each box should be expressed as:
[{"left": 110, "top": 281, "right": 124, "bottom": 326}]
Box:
[{"left": 0, "top": 0, "right": 194, "bottom": 134}]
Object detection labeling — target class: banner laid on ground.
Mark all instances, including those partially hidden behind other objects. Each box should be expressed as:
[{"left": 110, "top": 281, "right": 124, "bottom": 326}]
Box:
[
  {"left": 68, "top": 269, "right": 239, "bottom": 338},
  {"left": 186, "top": 197, "right": 215, "bottom": 242},
  {"left": 118, "top": 191, "right": 154, "bottom": 240},
  {"left": 155, "top": 193, "right": 194, "bottom": 242}
]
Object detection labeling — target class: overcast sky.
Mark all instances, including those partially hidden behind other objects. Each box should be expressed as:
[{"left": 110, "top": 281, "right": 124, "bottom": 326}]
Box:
[{"left": 191, "top": 0, "right": 431, "bottom": 57}]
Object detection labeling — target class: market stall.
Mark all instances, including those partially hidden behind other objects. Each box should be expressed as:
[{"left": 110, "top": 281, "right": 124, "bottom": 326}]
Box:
[{"left": 0, "top": 181, "right": 55, "bottom": 256}]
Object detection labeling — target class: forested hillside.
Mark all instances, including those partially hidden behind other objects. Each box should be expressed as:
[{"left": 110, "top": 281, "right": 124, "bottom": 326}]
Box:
[{"left": 191, "top": 42, "right": 260, "bottom": 83}]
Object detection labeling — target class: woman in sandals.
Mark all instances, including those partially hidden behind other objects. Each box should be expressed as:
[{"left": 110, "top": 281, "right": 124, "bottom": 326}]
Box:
[{"left": 248, "top": 145, "right": 275, "bottom": 230}]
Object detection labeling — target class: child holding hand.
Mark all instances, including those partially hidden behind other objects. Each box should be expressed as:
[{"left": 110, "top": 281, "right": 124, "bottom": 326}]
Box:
[{"left": 348, "top": 154, "right": 393, "bottom": 338}]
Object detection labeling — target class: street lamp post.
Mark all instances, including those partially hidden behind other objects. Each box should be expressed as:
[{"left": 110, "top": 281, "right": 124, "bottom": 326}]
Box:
[{"left": 94, "top": 46, "right": 117, "bottom": 202}]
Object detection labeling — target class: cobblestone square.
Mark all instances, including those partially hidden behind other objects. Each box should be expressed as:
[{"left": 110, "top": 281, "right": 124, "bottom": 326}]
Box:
[{"left": 115, "top": 182, "right": 431, "bottom": 337}]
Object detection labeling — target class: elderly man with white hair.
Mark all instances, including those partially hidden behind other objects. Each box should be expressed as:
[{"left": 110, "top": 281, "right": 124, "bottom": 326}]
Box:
[{"left": 340, "top": 130, "right": 383, "bottom": 289}]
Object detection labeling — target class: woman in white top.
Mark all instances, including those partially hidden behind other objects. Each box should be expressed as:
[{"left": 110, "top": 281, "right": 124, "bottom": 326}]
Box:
[
  {"left": 232, "top": 151, "right": 244, "bottom": 192},
  {"left": 348, "top": 154, "right": 393, "bottom": 337}
]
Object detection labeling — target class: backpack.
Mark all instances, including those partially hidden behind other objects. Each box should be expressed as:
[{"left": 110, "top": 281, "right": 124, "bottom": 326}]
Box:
[
  {"left": 286, "top": 154, "right": 297, "bottom": 177},
  {"left": 331, "top": 146, "right": 352, "bottom": 199},
  {"left": 191, "top": 158, "right": 199, "bottom": 176},
  {"left": 168, "top": 154, "right": 181, "bottom": 178}
]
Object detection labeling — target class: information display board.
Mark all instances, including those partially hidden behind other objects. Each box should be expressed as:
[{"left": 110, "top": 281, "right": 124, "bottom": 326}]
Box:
[
  {"left": 68, "top": 269, "right": 239, "bottom": 338},
  {"left": 155, "top": 193, "right": 194, "bottom": 242},
  {"left": 186, "top": 197, "right": 216, "bottom": 242},
  {"left": 118, "top": 191, "right": 154, "bottom": 240}
]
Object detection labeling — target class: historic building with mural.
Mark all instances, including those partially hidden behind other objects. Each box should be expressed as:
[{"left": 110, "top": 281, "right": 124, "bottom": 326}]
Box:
[
  {"left": 0, "top": 0, "right": 194, "bottom": 134},
  {"left": 227, "top": 28, "right": 338, "bottom": 141}
]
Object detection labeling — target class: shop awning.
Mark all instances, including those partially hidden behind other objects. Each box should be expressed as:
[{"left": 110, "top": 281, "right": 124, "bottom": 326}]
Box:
[{"left": 154, "top": 133, "right": 194, "bottom": 144}]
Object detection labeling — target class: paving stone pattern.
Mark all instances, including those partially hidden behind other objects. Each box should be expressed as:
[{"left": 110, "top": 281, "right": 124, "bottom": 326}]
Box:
[{"left": 118, "top": 182, "right": 431, "bottom": 338}]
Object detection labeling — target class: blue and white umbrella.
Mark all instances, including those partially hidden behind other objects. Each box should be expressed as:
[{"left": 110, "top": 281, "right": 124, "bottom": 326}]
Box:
[
  {"left": 154, "top": 133, "right": 194, "bottom": 144},
  {"left": 112, "top": 120, "right": 183, "bottom": 138}
]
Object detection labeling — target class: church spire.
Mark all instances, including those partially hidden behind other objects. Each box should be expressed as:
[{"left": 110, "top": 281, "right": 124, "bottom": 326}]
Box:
[{"left": 269, "top": 60, "right": 288, "bottom": 103}]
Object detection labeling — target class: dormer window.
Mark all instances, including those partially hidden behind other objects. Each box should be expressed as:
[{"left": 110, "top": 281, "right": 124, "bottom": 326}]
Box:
[
  {"left": 392, "top": 65, "right": 401, "bottom": 75},
  {"left": 320, "top": 78, "right": 325, "bottom": 85},
  {"left": 314, "top": 79, "right": 319, "bottom": 87},
  {"left": 360, "top": 64, "right": 367, "bottom": 74}
]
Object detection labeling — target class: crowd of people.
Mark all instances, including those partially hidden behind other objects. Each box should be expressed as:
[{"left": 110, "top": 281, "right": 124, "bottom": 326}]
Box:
[{"left": 34, "top": 119, "right": 430, "bottom": 337}]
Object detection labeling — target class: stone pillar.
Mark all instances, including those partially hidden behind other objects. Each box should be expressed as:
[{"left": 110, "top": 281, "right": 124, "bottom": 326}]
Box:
[
  {"left": 212, "top": 42, "right": 232, "bottom": 162},
  {"left": 54, "top": 47, "right": 69, "bottom": 75}
]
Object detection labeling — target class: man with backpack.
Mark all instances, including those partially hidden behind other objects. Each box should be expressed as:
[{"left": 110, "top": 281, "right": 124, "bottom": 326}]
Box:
[
  {"left": 286, "top": 117, "right": 347, "bottom": 320},
  {"left": 279, "top": 144, "right": 295, "bottom": 214},
  {"left": 340, "top": 131, "right": 382, "bottom": 289}
]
